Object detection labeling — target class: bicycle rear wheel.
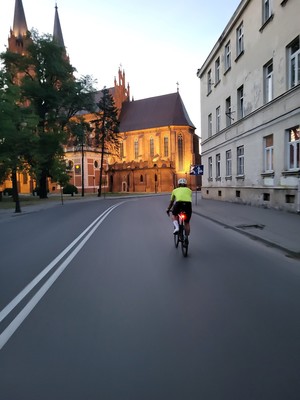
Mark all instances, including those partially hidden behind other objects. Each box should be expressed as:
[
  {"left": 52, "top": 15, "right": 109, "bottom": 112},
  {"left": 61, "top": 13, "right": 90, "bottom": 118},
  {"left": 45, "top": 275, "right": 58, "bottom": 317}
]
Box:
[
  {"left": 181, "top": 228, "right": 189, "bottom": 257},
  {"left": 174, "top": 230, "right": 179, "bottom": 248}
]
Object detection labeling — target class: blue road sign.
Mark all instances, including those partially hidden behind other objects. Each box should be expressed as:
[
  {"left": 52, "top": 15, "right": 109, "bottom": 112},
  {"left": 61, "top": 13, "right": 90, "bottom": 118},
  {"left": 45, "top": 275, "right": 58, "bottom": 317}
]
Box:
[{"left": 190, "top": 165, "right": 204, "bottom": 175}]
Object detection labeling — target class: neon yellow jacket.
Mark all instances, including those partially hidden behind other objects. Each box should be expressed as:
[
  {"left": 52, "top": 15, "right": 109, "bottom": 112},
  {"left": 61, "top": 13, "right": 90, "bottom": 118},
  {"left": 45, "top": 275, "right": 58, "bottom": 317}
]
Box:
[{"left": 171, "top": 187, "right": 192, "bottom": 202}]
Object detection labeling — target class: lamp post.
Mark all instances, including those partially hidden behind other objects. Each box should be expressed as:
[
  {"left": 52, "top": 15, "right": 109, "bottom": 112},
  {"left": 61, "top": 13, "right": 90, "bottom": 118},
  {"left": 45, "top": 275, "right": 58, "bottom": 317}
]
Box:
[
  {"left": 81, "top": 137, "right": 85, "bottom": 197},
  {"left": 131, "top": 168, "right": 135, "bottom": 192},
  {"left": 12, "top": 121, "right": 28, "bottom": 213},
  {"left": 152, "top": 155, "right": 159, "bottom": 194}
]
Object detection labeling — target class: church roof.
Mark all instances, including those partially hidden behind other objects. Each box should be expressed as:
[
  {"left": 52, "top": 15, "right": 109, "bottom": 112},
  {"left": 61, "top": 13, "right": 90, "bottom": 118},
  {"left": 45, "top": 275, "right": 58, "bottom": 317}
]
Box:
[
  {"left": 53, "top": 4, "right": 65, "bottom": 48},
  {"left": 119, "top": 92, "right": 195, "bottom": 132},
  {"left": 13, "top": 0, "right": 28, "bottom": 37}
]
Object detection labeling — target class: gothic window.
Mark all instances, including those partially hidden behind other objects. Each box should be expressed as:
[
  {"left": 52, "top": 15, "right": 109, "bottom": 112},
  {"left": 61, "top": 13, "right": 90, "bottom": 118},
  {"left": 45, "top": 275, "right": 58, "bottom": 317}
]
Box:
[
  {"left": 164, "top": 137, "right": 169, "bottom": 157},
  {"left": 178, "top": 134, "right": 184, "bottom": 171},
  {"left": 150, "top": 137, "right": 154, "bottom": 158},
  {"left": 119, "top": 141, "right": 124, "bottom": 158},
  {"left": 134, "top": 139, "right": 139, "bottom": 159}
]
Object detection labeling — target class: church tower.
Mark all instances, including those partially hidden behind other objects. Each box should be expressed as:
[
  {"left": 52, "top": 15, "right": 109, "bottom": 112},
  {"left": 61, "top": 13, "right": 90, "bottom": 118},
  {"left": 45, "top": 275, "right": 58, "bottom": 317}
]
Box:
[
  {"left": 113, "top": 68, "right": 130, "bottom": 115},
  {"left": 53, "top": 3, "right": 65, "bottom": 48},
  {"left": 8, "top": 0, "right": 32, "bottom": 54}
]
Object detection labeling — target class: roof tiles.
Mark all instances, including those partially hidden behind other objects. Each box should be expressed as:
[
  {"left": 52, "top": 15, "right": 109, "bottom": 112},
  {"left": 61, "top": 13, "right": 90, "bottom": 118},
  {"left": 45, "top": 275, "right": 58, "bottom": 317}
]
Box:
[{"left": 119, "top": 92, "right": 195, "bottom": 132}]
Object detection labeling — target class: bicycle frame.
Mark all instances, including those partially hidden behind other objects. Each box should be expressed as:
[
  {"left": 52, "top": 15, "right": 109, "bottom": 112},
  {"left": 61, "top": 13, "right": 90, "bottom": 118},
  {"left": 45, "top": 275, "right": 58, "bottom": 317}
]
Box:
[{"left": 174, "top": 211, "right": 189, "bottom": 257}]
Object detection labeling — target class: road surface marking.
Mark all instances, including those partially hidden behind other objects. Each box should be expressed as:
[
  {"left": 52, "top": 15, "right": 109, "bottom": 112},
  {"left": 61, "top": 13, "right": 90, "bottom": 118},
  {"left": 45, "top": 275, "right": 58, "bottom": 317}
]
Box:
[{"left": 0, "top": 202, "right": 124, "bottom": 350}]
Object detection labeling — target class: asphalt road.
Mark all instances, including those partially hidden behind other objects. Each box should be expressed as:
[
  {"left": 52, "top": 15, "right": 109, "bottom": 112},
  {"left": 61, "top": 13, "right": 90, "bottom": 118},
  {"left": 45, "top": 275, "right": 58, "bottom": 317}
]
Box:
[{"left": 0, "top": 195, "right": 300, "bottom": 399}]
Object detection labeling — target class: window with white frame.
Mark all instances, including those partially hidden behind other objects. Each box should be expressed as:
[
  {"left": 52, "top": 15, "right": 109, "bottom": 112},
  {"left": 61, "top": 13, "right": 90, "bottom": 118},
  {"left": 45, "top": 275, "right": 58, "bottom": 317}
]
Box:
[
  {"left": 226, "top": 96, "right": 232, "bottom": 127},
  {"left": 216, "top": 106, "right": 221, "bottom": 133},
  {"left": 264, "top": 60, "right": 273, "bottom": 103},
  {"left": 215, "top": 57, "right": 220, "bottom": 84},
  {"left": 264, "top": 134, "right": 274, "bottom": 172},
  {"left": 134, "top": 138, "right": 139, "bottom": 159},
  {"left": 226, "top": 150, "right": 232, "bottom": 176},
  {"left": 216, "top": 154, "right": 221, "bottom": 178},
  {"left": 208, "top": 113, "right": 212, "bottom": 137},
  {"left": 207, "top": 69, "right": 212, "bottom": 94},
  {"left": 225, "top": 41, "right": 231, "bottom": 71},
  {"left": 287, "top": 126, "right": 300, "bottom": 170},
  {"left": 237, "top": 85, "right": 244, "bottom": 119},
  {"left": 208, "top": 157, "right": 213, "bottom": 179},
  {"left": 237, "top": 145, "right": 244, "bottom": 175},
  {"left": 236, "top": 22, "right": 244, "bottom": 57},
  {"left": 262, "top": 0, "right": 271, "bottom": 24},
  {"left": 288, "top": 37, "right": 300, "bottom": 88}
]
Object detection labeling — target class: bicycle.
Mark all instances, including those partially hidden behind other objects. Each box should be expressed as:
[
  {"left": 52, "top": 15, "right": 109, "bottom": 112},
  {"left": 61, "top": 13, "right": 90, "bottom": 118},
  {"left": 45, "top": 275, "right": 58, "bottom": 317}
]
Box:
[{"left": 173, "top": 211, "right": 189, "bottom": 257}]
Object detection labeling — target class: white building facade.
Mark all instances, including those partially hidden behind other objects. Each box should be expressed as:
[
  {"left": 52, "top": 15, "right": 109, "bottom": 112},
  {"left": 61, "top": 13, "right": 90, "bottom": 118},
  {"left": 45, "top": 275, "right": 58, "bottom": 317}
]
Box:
[{"left": 197, "top": 0, "right": 300, "bottom": 212}]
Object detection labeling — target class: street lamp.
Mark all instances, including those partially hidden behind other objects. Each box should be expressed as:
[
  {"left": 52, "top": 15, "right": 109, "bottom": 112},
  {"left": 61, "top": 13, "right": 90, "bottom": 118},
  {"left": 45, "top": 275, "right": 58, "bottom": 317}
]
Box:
[
  {"left": 152, "top": 155, "right": 159, "bottom": 194},
  {"left": 131, "top": 167, "right": 135, "bottom": 192}
]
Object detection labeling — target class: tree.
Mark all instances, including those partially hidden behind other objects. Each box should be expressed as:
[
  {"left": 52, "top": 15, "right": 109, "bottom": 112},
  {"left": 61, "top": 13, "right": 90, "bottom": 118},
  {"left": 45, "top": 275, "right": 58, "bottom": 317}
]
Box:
[
  {"left": 0, "top": 70, "right": 38, "bottom": 212},
  {"left": 65, "top": 117, "right": 93, "bottom": 197},
  {"left": 92, "top": 87, "right": 120, "bottom": 197},
  {"left": 1, "top": 30, "right": 97, "bottom": 198}
]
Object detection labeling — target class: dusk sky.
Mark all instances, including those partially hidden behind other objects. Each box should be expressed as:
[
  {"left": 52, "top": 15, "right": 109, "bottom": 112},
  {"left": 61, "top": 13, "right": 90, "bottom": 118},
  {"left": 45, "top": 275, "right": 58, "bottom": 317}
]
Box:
[{"left": 0, "top": 0, "right": 241, "bottom": 136}]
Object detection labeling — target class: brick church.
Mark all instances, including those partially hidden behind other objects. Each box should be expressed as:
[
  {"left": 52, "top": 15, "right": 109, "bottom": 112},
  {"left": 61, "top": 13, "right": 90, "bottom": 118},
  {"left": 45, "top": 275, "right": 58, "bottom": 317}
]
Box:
[{"left": 3, "top": 0, "right": 200, "bottom": 194}]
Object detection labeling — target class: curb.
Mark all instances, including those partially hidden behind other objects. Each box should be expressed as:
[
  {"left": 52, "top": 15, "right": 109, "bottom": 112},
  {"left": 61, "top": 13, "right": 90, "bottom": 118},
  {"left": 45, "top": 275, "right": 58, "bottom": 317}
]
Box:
[{"left": 193, "top": 210, "right": 300, "bottom": 260}]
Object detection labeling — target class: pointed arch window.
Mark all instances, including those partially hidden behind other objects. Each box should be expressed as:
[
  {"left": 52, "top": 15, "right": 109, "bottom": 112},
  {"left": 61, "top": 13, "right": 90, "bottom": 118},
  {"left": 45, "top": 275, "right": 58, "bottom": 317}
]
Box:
[
  {"left": 149, "top": 137, "right": 155, "bottom": 158},
  {"left": 119, "top": 141, "right": 124, "bottom": 158},
  {"left": 164, "top": 137, "right": 169, "bottom": 157},
  {"left": 178, "top": 134, "right": 184, "bottom": 171},
  {"left": 134, "top": 139, "right": 139, "bottom": 159}
]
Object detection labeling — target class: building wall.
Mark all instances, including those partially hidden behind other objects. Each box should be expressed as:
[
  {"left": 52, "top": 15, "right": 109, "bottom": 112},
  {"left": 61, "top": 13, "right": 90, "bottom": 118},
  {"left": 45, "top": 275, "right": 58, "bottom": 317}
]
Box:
[
  {"left": 109, "top": 124, "right": 200, "bottom": 193},
  {"left": 198, "top": 0, "right": 300, "bottom": 211}
]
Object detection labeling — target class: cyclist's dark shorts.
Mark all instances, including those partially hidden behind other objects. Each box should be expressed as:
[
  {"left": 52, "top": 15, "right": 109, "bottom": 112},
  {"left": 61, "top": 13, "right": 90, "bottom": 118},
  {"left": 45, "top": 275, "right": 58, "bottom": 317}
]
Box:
[{"left": 172, "top": 201, "right": 192, "bottom": 223}]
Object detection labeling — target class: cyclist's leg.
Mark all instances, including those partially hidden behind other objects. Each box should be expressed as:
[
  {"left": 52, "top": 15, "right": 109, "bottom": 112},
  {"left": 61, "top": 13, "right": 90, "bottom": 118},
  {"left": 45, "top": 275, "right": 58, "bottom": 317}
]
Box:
[
  {"left": 184, "top": 222, "right": 190, "bottom": 236},
  {"left": 183, "top": 203, "right": 192, "bottom": 236},
  {"left": 171, "top": 203, "right": 180, "bottom": 233}
]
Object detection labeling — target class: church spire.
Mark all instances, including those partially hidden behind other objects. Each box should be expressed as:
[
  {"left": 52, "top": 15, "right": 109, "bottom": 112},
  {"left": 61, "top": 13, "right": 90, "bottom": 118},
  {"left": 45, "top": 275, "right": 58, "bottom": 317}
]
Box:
[
  {"left": 12, "top": 0, "right": 28, "bottom": 38},
  {"left": 9, "top": 0, "right": 31, "bottom": 54},
  {"left": 53, "top": 3, "right": 65, "bottom": 48}
]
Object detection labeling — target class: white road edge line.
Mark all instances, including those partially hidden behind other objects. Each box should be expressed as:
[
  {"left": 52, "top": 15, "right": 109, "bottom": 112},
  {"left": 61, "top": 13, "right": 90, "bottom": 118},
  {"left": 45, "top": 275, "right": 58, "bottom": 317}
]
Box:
[
  {"left": 0, "top": 203, "right": 121, "bottom": 324},
  {"left": 0, "top": 202, "right": 124, "bottom": 350}
]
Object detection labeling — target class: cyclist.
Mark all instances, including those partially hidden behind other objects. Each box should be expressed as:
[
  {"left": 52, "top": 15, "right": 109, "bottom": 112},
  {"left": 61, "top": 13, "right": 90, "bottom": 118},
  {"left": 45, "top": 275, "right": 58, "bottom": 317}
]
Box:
[{"left": 166, "top": 178, "right": 192, "bottom": 238}]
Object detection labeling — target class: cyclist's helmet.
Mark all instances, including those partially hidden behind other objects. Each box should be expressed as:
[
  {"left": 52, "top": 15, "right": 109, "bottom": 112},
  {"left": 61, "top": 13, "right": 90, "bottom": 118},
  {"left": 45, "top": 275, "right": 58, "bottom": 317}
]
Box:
[{"left": 178, "top": 178, "right": 187, "bottom": 186}]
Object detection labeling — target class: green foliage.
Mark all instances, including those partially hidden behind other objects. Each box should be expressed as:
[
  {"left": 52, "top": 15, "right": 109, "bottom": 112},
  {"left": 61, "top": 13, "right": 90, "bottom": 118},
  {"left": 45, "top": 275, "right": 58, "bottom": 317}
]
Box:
[
  {"left": 63, "top": 184, "right": 78, "bottom": 195},
  {"left": 0, "top": 70, "right": 39, "bottom": 190},
  {"left": 0, "top": 31, "right": 97, "bottom": 199},
  {"left": 91, "top": 87, "right": 120, "bottom": 197},
  {"left": 3, "top": 188, "right": 13, "bottom": 196},
  {"left": 93, "top": 87, "right": 120, "bottom": 155},
  {"left": 66, "top": 117, "right": 93, "bottom": 147}
]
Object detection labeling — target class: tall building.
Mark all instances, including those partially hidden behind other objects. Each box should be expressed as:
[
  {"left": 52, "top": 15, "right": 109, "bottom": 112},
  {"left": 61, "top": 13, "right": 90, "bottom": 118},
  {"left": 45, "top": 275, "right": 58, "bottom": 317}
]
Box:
[
  {"left": 3, "top": 0, "right": 200, "bottom": 195},
  {"left": 197, "top": 0, "right": 300, "bottom": 212}
]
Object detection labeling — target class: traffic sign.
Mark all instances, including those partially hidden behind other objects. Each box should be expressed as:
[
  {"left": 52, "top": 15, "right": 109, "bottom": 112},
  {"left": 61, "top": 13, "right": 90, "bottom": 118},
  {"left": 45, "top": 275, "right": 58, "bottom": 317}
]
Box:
[{"left": 190, "top": 165, "right": 204, "bottom": 175}]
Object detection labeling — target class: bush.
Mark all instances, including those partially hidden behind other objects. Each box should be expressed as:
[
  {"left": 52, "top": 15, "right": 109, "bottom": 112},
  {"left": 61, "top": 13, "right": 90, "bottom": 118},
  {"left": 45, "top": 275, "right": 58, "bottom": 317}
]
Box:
[
  {"left": 63, "top": 184, "right": 78, "bottom": 196},
  {"left": 3, "top": 188, "right": 13, "bottom": 196}
]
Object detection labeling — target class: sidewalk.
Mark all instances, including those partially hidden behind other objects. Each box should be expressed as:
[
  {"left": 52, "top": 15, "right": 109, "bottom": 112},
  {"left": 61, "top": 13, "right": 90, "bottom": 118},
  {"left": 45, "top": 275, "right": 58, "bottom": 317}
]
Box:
[{"left": 192, "top": 195, "right": 300, "bottom": 258}]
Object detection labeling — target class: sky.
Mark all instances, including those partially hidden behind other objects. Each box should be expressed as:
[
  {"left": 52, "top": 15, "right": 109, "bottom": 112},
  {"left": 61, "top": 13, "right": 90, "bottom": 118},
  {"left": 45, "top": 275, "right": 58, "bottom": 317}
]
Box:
[{"left": 0, "top": 0, "right": 241, "bottom": 137}]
